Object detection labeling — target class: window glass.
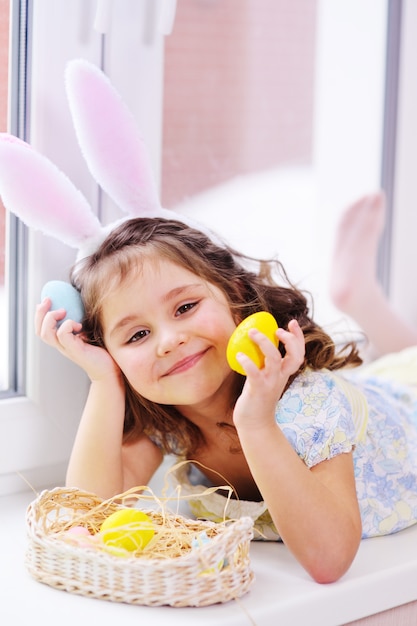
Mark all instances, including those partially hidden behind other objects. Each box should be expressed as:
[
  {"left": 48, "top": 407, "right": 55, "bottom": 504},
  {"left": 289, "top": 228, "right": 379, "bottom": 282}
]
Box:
[
  {"left": 0, "top": 0, "right": 97, "bottom": 495},
  {"left": 162, "top": 0, "right": 387, "bottom": 333},
  {"left": 0, "top": 0, "right": 9, "bottom": 391},
  {"left": 162, "top": 0, "right": 316, "bottom": 208},
  {"left": 390, "top": 0, "right": 417, "bottom": 326},
  {"left": 0, "top": 0, "right": 390, "bottom": 494}
]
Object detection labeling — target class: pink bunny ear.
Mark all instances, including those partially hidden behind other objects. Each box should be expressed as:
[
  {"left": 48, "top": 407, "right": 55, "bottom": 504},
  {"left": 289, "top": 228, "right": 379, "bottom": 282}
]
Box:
[
  {"left": 0, "top": 133, "right": 102, "bottom": 248},
  {"left": 65, "top": 59, "right": 161, "bottom": 218}
]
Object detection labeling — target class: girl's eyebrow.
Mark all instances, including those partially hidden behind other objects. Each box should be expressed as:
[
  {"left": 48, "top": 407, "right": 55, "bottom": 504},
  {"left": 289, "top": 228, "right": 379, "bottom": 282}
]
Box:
[
  {"left": 108, "top": 314, "right": 138, "bottom": 338},
  {"left": 161, "top": 283, "right": 203, "bottom": 303},
  {"left": 108, "top": 283, "right": 204, "bottom": 338}
]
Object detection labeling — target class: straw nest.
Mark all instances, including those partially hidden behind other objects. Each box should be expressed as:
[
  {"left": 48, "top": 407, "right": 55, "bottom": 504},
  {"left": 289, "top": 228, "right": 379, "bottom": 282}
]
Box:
[{"left": 25, "top": 486, "right": 254, "bottom": 607}]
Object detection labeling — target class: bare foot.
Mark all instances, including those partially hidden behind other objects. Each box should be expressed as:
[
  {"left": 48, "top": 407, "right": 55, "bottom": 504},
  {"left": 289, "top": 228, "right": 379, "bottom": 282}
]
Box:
[
  {"left": 330, "top": 191, "right": 417, "bottom": 355},
  {"left": 330, "top": 192, "right": 386, "bottom": 319}
]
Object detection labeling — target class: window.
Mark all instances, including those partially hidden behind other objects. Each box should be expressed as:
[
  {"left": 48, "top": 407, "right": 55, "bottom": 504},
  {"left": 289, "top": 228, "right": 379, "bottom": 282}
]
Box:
[
  {"left": 162, "top": 0, "right": 388, "bottom": 333},
  {"left": 3, "top": 0, "right": 410, "bottom": 496},
  {"left": 0, "top": 0, "right": 166, "bottom": 496},
  {"left": 0, "top": 0, "right": 10, "bottom": 392},
  {"left": 0, "top": 0, "right": 99, "bottom": 494},
  {"left": 389, "top": 0, "right": 417, "bottom": 328}
]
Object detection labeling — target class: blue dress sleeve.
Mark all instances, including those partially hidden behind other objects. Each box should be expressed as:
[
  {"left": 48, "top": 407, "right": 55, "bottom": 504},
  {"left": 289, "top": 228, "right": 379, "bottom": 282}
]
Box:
[{"left": 275, "top": 369, "right": 357, "bottom": 468}]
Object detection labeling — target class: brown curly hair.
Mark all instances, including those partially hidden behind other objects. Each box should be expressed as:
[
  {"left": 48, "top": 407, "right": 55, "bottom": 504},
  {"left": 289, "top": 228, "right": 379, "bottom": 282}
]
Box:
[{"left": 72, "top": 217, "right": 362, "bottom": 457}]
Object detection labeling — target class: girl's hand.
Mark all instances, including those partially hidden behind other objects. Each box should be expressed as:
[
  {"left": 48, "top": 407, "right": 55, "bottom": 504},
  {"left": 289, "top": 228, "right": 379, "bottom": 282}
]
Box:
[
  {"left": 233, "top": 319, "right": 305, "bottom": 429},
  {"left": 35, "top": 298, "right": 120, "bottom": 382}
]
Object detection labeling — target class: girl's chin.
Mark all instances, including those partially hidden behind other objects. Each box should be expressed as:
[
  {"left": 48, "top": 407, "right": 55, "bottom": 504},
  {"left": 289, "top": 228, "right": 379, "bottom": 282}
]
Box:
[{"left": 132, "top": 368, "right": 234, "bottom": 407}]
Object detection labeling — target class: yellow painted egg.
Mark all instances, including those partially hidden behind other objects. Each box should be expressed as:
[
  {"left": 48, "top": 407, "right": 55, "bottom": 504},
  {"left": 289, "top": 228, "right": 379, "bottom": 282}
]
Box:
[
  {"left": 226, "top": 311, "right": 279, "bottom": 375},
  {"left": 100, "top": 509, "right": 155, "bottom": 552}
]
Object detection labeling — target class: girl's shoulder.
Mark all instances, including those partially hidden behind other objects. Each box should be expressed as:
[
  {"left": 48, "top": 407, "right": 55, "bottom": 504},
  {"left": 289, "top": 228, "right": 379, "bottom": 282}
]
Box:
[
  {"left": 276, "top": 368, "right": 358, "bottom": 467},
  {"left": 279, "top": 367, "right": 353, "bottom": 415},
  {"left": 286, "top": 367, "right": 347, "bottom": 395}
]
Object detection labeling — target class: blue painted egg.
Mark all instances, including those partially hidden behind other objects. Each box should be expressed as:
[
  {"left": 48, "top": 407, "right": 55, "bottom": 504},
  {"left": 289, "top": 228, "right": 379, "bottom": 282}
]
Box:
[{"left": 41, "top": 280, "right": 84, "bottom": 327}]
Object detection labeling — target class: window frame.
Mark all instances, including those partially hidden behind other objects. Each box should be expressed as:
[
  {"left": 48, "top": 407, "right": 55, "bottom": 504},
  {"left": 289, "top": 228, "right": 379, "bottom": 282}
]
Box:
[
  {"left": 389, "top": 0, "right": 417, "bottom": 326},
  {"left": 4, "top": 0, "right": 30, "bottom": 397},
  {"left": 0, "top": 0, "right": 165, "bottom": 495},
  {"left": 2, "top": 0, "right": 412, "bottom": 497}
]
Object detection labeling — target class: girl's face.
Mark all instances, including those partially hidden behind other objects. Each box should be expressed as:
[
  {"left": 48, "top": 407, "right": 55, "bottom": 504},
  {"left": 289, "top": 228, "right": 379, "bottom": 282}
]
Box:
[{"left": 101, "top": 257, "right": 238, "bottom": 412}]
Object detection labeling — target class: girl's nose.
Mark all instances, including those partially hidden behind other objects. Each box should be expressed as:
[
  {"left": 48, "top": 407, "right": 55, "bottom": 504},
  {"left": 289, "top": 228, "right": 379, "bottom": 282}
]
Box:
[{"left": 156, "top": 326, "right": 187, "bottom": 356}]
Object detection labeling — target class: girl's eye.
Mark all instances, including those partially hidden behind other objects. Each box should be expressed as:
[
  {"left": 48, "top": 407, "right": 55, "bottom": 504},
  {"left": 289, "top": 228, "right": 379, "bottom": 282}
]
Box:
[
  {"left": 176, "top": 301, "right": 198, "bottom": 316},
  {"left": 127, "top": 329, "right": 149, "bottom": 344}
]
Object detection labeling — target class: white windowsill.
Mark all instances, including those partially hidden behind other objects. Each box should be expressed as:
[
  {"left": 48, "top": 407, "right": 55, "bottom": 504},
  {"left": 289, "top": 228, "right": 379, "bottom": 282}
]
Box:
[{"left": 2, "top": 488, "right": 417, "bottom": 626}]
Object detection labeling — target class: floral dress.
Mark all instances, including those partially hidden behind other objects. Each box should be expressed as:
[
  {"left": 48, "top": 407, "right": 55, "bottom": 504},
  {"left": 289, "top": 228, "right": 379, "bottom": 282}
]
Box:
[{"left": 173, "top": 346, "right": 417, "bottom": 540}]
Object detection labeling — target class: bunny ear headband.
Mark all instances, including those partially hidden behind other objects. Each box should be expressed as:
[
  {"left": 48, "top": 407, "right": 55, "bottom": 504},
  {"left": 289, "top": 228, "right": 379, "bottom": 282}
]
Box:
[{"left": 0, "top": 59, "right": 217, "bottom": 324}]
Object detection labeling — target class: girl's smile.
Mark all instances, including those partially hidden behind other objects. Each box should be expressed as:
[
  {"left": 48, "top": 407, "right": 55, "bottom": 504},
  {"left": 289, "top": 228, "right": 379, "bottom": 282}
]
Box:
[
  {"left": 101, "top": 257, "right": 238, "bottom": 412},
  {"left": 162, "top": 348, "right": 210, "bottom": 377}
]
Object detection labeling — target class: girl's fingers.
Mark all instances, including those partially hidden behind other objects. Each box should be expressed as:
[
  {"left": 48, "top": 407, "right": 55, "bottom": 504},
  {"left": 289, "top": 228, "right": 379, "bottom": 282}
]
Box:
[
  {"left": 236, "top": 329, "right": 282, "bottom": 378},
  {"left": 35, "top": 300, "right": 115, "bottom": 380},
  {"left": 56, "top": 317, "right": 82, "bottom": 335},
  {"left": 55, "top": 320, "right": 84, "bottom": 352},
  {"left": 247, "top": 328, "right": 280, "bottom": 359},
  {"left": 277, "top": 321, "right": 305, "bottom": 359},
  {"left": 243, "top": 320, "right": 305, "bottom": 376},
  {"left": 277, "top": 319, "right": 304, "bottom": 343},
  {"left": 235, "top": 350, "right": 261, "bottom": 375},
  {"left": 35, "top": 299, "right": 81, "bottom": 350},
  {"left": 37, "top": 310, "right": 67, "bottom": 343},
  {"left": 34, "top": 298, "right": 52, "bottom": 335}
]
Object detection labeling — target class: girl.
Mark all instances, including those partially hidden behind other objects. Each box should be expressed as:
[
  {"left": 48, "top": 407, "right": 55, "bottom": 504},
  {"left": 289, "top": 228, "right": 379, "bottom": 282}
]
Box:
[{"left": 35, "top": 192, "right": 417, "bottom": 584}]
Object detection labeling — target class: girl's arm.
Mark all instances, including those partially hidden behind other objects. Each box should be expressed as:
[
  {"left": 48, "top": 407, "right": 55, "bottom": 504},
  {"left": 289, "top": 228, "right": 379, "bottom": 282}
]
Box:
[
  {"left": 35, "top": 299, "right": 162, "bottom": 498},
  {"left": 237, "top": 422, "right": 361, "bottom": 583},
  {"left": 233, "top": 321, "right": 362, "bottom": 583},
  {"left": 65, "top": 372, "right": 162, "bottom": 498}
]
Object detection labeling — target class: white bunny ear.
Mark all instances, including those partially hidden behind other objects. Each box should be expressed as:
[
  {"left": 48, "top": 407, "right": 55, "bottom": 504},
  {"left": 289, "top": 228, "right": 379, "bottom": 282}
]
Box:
[
  {"left": 0, "top": 133, "right": 102, "bottom": 248},
  {"left": 65, "top": 58, "right": 162, "bottom": 218}
]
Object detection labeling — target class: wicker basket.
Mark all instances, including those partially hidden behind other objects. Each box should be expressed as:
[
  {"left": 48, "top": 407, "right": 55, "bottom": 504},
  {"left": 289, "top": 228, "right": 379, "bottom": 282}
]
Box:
[{"left": 25, "top": 487, "right": 254, "bottom": 607}]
